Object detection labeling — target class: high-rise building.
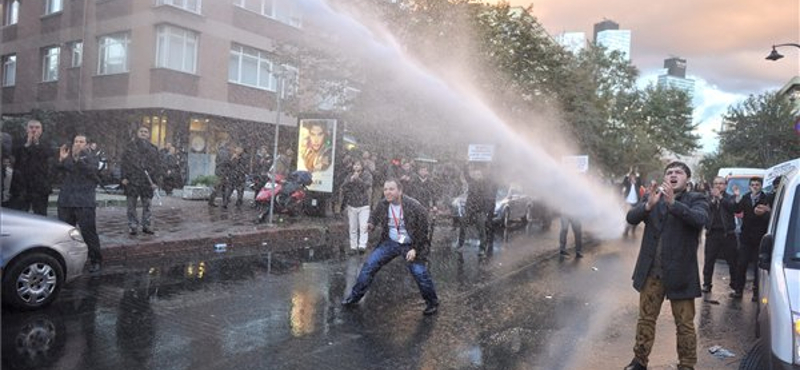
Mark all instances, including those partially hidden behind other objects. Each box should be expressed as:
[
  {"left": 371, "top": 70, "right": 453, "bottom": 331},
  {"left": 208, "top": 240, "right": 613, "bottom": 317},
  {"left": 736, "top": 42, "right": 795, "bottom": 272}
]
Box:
[
  {"left": 0, "top": 0, "right": 306, "bottom": 181},
  {"left": 657, "top": 57, "right": 695, "bottom": 97},
  {"left": 593, "top": 20, "right": 631, "bottom": 61},
  {"left": 555, "top": 32, "right": 586, "bottom": 55}
]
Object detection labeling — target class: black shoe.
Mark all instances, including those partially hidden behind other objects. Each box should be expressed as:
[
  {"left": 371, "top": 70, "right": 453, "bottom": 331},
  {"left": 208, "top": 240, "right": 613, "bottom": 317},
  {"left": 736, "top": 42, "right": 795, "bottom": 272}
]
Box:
[
  {"left": 423, "top": 302, "right": 439, "bottom": 316},
  {"left": 559, "top": 250, "right": 569, "bottom": 256},
  {"left": 129, "top": 227, "right": 138, "bottom": 235},
  {"left": 142, "top": 228, "right": 155, "bottom": 235},
  {"left": 88, "top": 262, "right": 102, "bottom": 273},
  {"left": 701, "top": 285, "right": 711, "bottom": 293},
  {"left": 729, "top": 290, "right": 743, "bottom": 299},
  {"left": 575, "top": 252, "right": 584, "bottom": 258},
  {"left": 341, "top": 296, "right": 359, "bottom": 307},
  {"left": 623, "top": 358, "right": 647, "bottom": 370},
  {"left": 208, "top": 202, "right": 218, "bottom": 207}
]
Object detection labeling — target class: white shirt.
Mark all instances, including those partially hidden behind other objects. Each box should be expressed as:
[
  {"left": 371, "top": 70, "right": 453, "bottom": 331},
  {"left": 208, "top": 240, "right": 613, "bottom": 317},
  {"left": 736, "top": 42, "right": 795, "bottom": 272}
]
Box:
[{"left": 387, "top": 203, "right": 411, "bottom": 243}]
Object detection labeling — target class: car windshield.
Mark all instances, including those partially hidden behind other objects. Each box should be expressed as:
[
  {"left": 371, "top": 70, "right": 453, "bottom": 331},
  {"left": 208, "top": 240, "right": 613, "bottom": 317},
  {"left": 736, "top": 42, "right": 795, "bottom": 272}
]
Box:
[
  {"left": 726, "top": 178, "right": 753, "bottom": 196},
  {"left": 787, "top": 183, "right": 800, "bottom": 268}
]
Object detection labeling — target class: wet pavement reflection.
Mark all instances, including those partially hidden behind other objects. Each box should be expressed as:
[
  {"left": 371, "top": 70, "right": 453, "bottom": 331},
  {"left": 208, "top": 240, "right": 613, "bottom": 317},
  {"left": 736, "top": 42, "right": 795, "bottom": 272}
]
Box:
[{"left": 2, "top": 223, "right": 756, "bottom": 370}]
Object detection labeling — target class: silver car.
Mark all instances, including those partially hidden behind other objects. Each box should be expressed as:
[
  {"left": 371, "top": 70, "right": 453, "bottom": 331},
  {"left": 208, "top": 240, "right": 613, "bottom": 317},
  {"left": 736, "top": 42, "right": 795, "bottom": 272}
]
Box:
[{"left": 1, "top": 209, "right": 88, "bottom": 310}]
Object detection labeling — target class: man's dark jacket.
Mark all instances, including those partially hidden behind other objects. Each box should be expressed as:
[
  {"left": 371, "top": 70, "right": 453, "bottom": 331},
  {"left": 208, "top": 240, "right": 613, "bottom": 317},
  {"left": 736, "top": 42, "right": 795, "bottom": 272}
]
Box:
[
  {"left": 706, "top": 192, "right": 736, "bottom": 235},
  {"left": 621, "top": 175, "right": 643, "bottom": 203},
  {"left": 121, "top": 138, "right": 162, "bottom": 198},
  {"left": 733, "top": 191, "right": 770, "bottom": 246},
  {"left": 10, "top": 140, "right": 53, "bottom": 197},
  {"left": 369, "top": 195, "right": 430, "bottom": 257},
  {"left": 56, "top": 150, "right": 99, "bottom": 207},
  {"left": 626, "top": 191, "right": 709, "bottom": 300}
]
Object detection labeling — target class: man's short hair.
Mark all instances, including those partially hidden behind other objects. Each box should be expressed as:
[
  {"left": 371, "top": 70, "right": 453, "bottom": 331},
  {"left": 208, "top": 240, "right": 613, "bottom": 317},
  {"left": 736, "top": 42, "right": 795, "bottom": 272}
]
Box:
[
  {"left": 664, "top": 161, "right": 691, "bottom": 178},
  {"left": 385, "top": 178, "right": 403, "bottom": 191},
  {"left": 749, "top": 177, "right": 763, "bottom": 185}
]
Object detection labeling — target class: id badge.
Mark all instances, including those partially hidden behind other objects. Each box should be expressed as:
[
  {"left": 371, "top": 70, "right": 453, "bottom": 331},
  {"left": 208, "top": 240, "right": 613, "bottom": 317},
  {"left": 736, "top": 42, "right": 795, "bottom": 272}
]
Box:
[{"left": 397, "top": 235, "right": 408, "bottom": 244}]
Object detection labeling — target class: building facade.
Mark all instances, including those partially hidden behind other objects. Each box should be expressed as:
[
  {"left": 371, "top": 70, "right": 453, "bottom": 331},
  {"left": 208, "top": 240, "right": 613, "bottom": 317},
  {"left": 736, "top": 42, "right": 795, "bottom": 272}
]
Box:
[
  {"left": 657, "top": 57, "right": 695, "bottom": 98},
  {"left": 0, "top": 0, "right": 304, "bottom": 183},
  {"left": 555, "top": 32, "right": 586, "bottom": 55}
]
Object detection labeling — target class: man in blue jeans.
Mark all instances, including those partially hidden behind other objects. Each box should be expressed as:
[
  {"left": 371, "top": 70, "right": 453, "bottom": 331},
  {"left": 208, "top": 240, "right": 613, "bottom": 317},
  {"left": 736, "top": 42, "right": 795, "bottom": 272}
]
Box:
[{"left": 342, "top": 178, "right": 440, "bottom": 315}]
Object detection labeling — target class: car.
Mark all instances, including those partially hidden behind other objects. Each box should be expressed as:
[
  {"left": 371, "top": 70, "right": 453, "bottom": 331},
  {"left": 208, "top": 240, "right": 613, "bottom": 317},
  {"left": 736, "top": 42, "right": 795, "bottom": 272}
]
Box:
[
  {"left": 738, "top": 168, "right": 800, "bottom": 369},
  {"left": 1, "top": 209, "right": 88, "bottom": 310},
  {"left": 450, "top": 184, "right": 552, "bottom": 229}
]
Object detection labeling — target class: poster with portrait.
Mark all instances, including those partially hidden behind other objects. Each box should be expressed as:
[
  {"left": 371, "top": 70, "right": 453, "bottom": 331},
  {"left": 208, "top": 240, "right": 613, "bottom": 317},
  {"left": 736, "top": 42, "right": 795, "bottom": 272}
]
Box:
[{"left": 297, "top": 119, "right": 337, "bottom": 193}]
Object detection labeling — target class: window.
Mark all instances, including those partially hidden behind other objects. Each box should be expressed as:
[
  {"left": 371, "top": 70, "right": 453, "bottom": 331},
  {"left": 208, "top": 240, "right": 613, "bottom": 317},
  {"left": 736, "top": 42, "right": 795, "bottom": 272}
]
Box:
[
  {"left": 233, "top": 0, "right": 301, "bottom": 27},
  {"left": 42, "top": 46, "right": 60, "bottom": 82},
  {"left": 2, "top": 54, "right": 16, "bottom": 86},
  {"left": 3, "top": 0, "right": 19, "bottom": 25},
  {"left": 157, "top": 0, "right": 202, "bottom": 14},
  {"left": 97, "top": 32, "right": 130, "bottom": 75},
  {"left": 155, "top": 25, "right": 198, "bottom": 73},
  {"left": 228, "top": 44, "right": 275, "bottom": 90},
  {"left": 70, "top": 41, "right": 83, "bottom": 67},
  {"left": 45, "top": 0, "right": 63, "bottom": 15}
]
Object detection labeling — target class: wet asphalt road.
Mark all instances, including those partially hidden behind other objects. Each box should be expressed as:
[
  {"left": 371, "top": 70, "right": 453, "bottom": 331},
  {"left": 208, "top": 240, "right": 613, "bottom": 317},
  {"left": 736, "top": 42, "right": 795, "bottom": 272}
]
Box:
[{"left": 2, "top": 223, "right": 758, "bottom": 370}]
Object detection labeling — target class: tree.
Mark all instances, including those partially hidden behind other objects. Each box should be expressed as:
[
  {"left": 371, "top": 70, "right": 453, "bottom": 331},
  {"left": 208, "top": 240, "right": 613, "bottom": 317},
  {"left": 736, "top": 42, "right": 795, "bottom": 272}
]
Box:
[{"left": 716, "top": 91, "right": 799, "bottom": 168}]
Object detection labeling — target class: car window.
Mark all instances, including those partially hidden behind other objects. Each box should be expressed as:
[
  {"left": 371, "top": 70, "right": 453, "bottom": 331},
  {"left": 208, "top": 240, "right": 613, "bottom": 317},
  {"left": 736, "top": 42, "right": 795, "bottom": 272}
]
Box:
[
  {"left": 785, "top": 183, "right": 800, "bottom": 269},
  {"left": 767, "top": 179, "right": 786, "bottom": 234}
]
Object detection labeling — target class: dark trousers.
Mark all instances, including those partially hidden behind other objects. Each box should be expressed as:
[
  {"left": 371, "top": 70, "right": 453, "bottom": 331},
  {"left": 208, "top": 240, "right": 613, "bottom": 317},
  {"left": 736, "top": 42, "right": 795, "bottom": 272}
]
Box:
[
  {"left": 458, "top": 210, "right": 493, "bottom": 249},
  {"left": 702, "top": 230, "right": 737, "bottom": 289},
  {"left": 58, "top": 207, "right": 102, "bottom": 263},
  {"left": 223, "top": 182, "right": 245, "bottom": 206},
  {"left": 559, "top": 216, "right": 582, "bottom": 252},
  {"left": 10, "top": 192, "right": 49, "bottom": 216},
  {"left": 346, "top": 240, "right": 438, "bottom": 305},
  {"left": 733, "top": 238, "right": 759, "bottom": 294}
]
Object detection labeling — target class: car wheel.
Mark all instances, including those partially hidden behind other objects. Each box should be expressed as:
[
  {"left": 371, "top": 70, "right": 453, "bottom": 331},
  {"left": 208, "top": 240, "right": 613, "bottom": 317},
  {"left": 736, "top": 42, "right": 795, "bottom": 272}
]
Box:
[
  {"left": 738, "top": 338, "right": 769, "bottom": 370},
  {"left": 2, "top": 253, "right": 64, "bottom": 311},
  {"left": 2, "top": 312, "right": 66, "bottom": 367}
]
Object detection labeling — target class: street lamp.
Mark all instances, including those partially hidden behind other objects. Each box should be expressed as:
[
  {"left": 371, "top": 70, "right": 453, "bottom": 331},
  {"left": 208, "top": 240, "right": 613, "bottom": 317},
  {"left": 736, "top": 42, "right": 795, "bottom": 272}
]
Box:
[
  {"left": 267, "top": 67, "right": 293, "bottom": 225},
  {"left": 765, "top": 43, "right": 800, "bottom": 61}
]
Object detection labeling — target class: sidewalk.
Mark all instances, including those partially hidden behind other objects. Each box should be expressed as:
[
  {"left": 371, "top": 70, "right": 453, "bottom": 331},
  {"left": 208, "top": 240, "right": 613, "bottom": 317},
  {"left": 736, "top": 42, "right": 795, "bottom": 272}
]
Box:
[{"left": 47, "top": 189, "right": 348, "bottom": 264}]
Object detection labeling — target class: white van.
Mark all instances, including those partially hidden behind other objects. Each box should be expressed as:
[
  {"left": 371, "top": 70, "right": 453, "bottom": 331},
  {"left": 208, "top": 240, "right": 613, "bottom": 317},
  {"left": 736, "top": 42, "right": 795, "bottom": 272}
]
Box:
[
  {"left": 739, "top": 171, "right": 800, "bottom": 369},
  {"left": 716, "top": 167, "right": 765, "bottom": 196}
]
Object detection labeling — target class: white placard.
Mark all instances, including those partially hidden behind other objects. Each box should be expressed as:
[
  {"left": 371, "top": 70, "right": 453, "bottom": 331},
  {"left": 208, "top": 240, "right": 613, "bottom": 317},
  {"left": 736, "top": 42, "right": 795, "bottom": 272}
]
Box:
[
  {"left": 468, "top": 144, "right": 495, "bottom": 162},
  {"left": 562, "top": 155, "right": 589, "bottom": 173}
]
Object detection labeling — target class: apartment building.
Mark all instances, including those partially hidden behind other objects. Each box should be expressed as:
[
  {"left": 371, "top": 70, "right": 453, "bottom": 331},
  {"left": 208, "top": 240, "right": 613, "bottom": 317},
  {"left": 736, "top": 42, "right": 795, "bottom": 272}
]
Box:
[{"left": 1, "top": 0, "right": 304, "bottom": 181}]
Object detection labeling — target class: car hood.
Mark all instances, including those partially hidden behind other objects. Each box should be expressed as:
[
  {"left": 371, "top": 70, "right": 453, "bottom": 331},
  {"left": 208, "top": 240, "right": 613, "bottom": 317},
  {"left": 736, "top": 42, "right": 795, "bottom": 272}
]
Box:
[{"left": 1, "top": 209, "right": 79, "bottom": 263}]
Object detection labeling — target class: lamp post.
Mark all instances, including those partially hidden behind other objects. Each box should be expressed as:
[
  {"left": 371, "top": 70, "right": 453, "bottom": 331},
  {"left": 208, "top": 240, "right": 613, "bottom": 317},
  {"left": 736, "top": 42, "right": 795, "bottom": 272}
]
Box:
[
  {"left": 765, "top": 43, "right": 800, "bottom": 61},
  {"left": 267, "top": 68, "right": 289, "bottom": 225}
]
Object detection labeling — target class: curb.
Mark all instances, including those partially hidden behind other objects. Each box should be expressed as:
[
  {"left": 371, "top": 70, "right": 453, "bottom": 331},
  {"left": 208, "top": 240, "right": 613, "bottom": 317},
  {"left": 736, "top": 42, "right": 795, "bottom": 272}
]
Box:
[{"left": 102, "top": 221, "right": 349, "bottom": 263}]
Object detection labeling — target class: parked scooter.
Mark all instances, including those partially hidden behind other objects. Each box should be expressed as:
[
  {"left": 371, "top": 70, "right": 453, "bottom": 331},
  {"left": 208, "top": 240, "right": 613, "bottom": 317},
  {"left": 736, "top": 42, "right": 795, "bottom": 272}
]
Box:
[{"left": 256, "top": 171, "right": 313, "bottom": 222}]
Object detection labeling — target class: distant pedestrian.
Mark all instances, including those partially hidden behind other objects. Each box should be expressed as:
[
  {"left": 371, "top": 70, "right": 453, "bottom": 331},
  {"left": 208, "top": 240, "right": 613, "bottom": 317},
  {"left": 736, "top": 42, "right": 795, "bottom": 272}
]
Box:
[
  {"left": 160, "top": 143, "right": 182, "bottom": 195},
  {"left": 623, "top": 161, "right": 708, "bottom": 370},
  {"left": 270, "top": 148, "right": 293, "bottom": 178},
  {"left": 621, "top": 170, "right": 642, "bottom": 238},
  {"left": 208, "top": 142, "right": 231, "bottom": 208},
  {"left": 225, "top": 145, "right": 248, "bottom": 208},
  {"left": 558, "top": 215, "right": 582, "bottom": 258},
  {"left": 341, "top": 179, "right": 439, "bottom": 315},
  {"left": 121, "top": 126, "right": 162, "bottom": 235},
  {"left": 1, "top": 131, "right": 12, "bottom": 207},
  {"left": 56, "top": 134, "right": 102, "bottom": 273},
  {"left": 730, "top": 177, "right": 771, "bottom": 301},
  {"left": 458, "top": 165, "right": 497, "bottom": 256},
  {"left": 9, "top": 119, "right": 53, "bottom": 215},
  {"left": 341, "top": 160, "right": 373, "bottom": 253},
  {"left": 701, "top": 176, "right": 738, "bottom": 293}
]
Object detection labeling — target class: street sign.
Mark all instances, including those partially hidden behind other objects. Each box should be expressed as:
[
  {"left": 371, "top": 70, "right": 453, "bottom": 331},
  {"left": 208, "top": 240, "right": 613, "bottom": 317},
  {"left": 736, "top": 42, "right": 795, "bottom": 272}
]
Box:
[
  {"left": 468, "top": 144, "right": 495, "bottom": 162},
  {"left": 562, "top": 155, "right": 589, "bottom": 173}
]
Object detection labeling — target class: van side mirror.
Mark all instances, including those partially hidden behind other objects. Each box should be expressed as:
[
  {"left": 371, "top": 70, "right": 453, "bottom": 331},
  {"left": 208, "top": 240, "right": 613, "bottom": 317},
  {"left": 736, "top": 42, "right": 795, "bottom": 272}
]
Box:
[{"left": 758, "top": 234, "right": 774, "bottom": 271}]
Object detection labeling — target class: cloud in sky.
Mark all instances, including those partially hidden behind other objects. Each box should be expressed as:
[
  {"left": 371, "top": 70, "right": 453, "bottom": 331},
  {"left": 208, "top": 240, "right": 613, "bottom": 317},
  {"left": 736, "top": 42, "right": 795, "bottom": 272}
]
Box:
[{"left": 498, "top": 0, "right": 799, "bottom": 153}]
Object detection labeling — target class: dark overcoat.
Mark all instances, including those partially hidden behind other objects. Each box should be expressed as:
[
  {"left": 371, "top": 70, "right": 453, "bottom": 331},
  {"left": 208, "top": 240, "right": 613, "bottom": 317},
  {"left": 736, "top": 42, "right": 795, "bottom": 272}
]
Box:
[
  {"left": 626, "top": 191, "right": 709, "bottom": 300},
  {"left": 369, "top": 195, "right": 430, "bottom": 258}
]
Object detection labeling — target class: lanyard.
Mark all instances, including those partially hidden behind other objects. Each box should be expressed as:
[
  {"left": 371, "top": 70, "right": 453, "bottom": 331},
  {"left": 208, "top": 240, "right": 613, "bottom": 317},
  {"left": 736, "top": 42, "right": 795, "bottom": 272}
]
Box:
[{"left": 390, "top": 203, "right": 403, "bottom": 235}]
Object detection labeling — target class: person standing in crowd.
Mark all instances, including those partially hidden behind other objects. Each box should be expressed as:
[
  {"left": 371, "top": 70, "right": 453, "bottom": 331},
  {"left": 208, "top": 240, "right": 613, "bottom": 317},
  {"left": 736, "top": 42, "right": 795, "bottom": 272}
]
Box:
[
  {"left": 225, "top": 145, "right": 248, "bottom": 208},
  {"left": 56, "top": 134, "right": 103, "bottom": 273},
  {"left": 121, "top": 126, "right": 162, "bottom": 235},
  {"left": 9, "top": 119, "right": 52, "bottom": 215},
  {"left": 731, "top": 177, "right": 771, "bottom": 301},
  {"left": 621, "top": 170, "right": 643, "bottom": 238},
  {"left": 271, "top": 148, "right": 293, "bottom": 178},
  {"left": 558, "top": 214, "right": 583, "bottom": 258},
  {"left": 406, "top": 164, "right": 439, "bottom": 239},
  {"left": 341, "top": 179, "right": 439, "bottom": 315},
  {"left": 361, "top": 150, "right": 376, "bottom": 175},
  {"left": 623, "top": 161, "right": 708, "bottom": 370},
  {"left": 701, "top": 176, "right": 738, "bottom": 293},
  {"left": 160, "top": 143, "right": 182, "bottom": 196},
  {"left": 458, "top": 164, "right": 497, "bottom": 256},
  {"left": 1, "top": 131, "right": 12, "bottom": 207},
  {"left": 341, "top": 160, "right": 373, "bottom": 254},
  {"left": 208, "top": 142, "right": 232, "bottom": 208}
]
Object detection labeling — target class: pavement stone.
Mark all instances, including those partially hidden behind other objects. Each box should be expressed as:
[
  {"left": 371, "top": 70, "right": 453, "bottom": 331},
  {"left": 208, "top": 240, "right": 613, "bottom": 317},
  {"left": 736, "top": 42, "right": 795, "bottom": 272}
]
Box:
[{"left": 46, "top": 189, "right": 348, "bottom": 264}]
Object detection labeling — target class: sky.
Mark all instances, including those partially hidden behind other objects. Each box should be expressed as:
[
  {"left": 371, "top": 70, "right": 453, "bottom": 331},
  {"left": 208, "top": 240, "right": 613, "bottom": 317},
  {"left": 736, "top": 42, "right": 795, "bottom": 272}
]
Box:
[{"left": 498, "top": 0, "right": 800, "bottom": 153}]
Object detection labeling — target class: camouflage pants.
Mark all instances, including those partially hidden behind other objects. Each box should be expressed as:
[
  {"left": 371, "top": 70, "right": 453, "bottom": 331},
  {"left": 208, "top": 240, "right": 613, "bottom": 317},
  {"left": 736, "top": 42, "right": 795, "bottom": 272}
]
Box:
[{"left": 633, "top": 276, "right": 696, "bottom": 368}]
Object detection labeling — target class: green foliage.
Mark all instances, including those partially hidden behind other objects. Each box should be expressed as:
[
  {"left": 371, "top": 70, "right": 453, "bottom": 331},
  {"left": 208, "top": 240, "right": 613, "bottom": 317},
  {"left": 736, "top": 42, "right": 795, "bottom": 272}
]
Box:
[
  {"left": 190, "top": 175, "right": 218, "bottom": 187},
  {"left": 715, "top": 91, "right": 799, "bottom": 168}
]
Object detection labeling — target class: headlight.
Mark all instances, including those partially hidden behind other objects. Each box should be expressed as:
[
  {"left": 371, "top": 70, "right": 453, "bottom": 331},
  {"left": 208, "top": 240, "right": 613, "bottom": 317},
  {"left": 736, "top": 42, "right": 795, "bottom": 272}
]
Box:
[
  {"left": 69, "top": 228, "right": 84, "bottom": 243},
  {"left": 794, "top": 313, "right": 800, "bottom": 365}
]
